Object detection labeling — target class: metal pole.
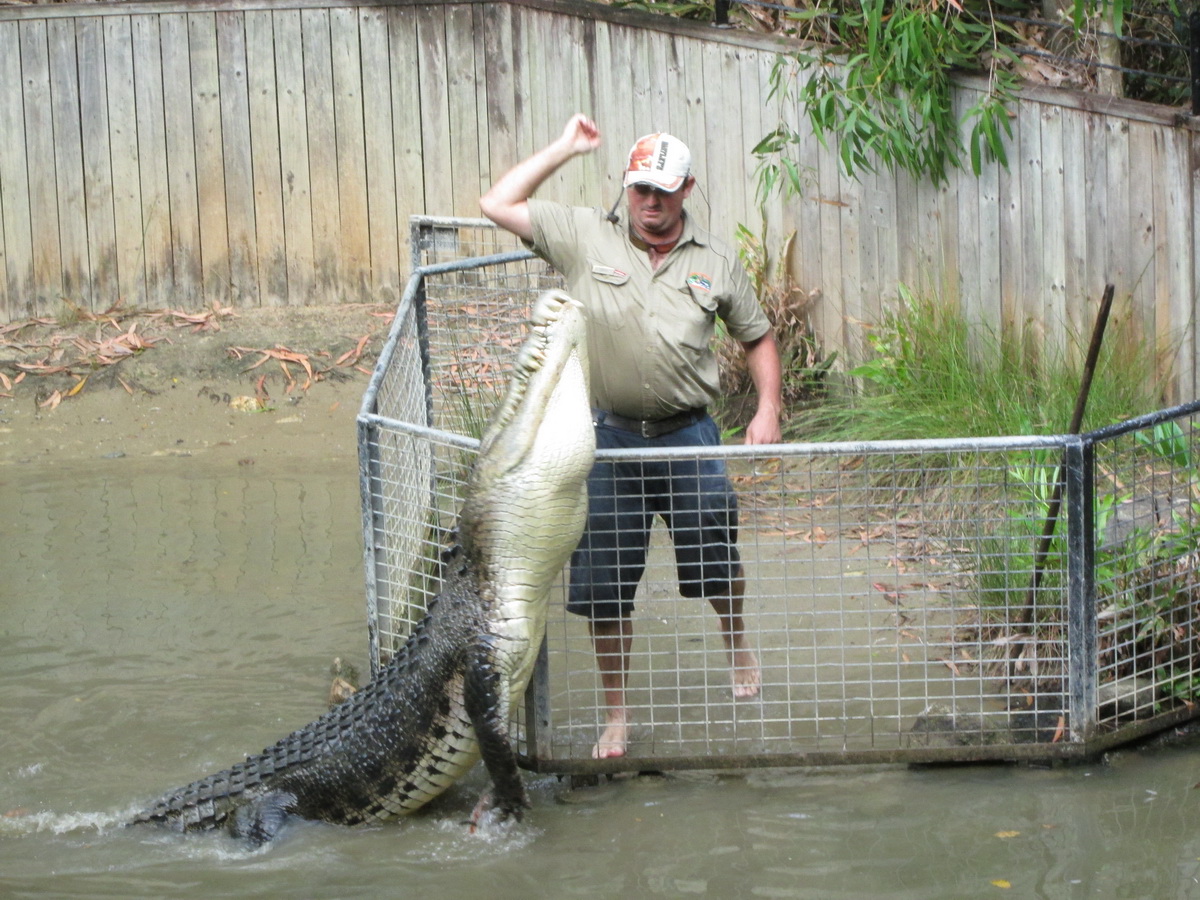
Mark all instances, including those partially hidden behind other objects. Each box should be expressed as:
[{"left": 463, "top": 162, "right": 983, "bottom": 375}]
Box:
[
  {"left": 1065, "top": 437, "right": 1097, "bottom": 742},
  {"left": 715, "top": 0, "right": 730, "bottom": 27}
]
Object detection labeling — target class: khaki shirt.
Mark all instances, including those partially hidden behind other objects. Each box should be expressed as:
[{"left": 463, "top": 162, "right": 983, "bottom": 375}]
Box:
[{"left": 527, "top": 199, "right": 769, "bottom": 421}]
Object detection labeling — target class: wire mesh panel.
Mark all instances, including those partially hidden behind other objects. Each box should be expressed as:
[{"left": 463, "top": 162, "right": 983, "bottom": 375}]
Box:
[
  {"left": 518, "top": 439, "right": 1085, "bottom": 772},
  {"left": 359, "top": 217, "right": 1200, "bottom": 771},
  {"left": 1088, "top": 408, "right": 1200, "bottom": 733}
]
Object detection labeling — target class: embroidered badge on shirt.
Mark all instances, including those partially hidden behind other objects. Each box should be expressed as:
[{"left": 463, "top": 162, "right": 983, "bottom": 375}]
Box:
[{"left": 686, "top": 272, "right": 713, "bottom": 292}]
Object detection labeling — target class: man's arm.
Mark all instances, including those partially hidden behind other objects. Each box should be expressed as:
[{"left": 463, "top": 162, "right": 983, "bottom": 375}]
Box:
[
  {"left": 740, "top": 331, "right": 783, "bottom": 445},
  {"left": 479, "top": 114, "right": 602, "bottom": 241}
]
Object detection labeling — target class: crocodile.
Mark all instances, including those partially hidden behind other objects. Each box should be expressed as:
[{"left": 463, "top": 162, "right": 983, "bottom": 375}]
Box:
[{"left": 132, "top": 290, "right": 593, "bottom": 845}]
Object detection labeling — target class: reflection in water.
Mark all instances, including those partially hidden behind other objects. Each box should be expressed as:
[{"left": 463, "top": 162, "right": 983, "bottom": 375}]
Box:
[{"left": 2, "top": 459, "right": 1200, "bottom": 899}]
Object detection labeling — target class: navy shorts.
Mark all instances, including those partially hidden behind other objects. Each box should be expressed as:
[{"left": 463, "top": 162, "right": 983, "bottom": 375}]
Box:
[{"left": 567, "top": 413, "right": 741, "bottom": 621}]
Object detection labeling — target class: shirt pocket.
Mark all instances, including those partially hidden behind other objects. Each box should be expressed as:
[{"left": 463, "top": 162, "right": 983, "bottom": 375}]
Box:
[
  {"left": 589, "top": 264, "right": 630, "bottom": 286},
  {"left": 587, "top": 263, "right": 631, "bottom": 331},
  {"left": 678, "top": 284, "right": 718, "bottom": 350}
]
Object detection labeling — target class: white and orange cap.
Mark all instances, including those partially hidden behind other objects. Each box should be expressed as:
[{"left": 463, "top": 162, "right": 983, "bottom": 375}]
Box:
[{"left": 622, "top": 133, "right": 692, "bottom": 192}]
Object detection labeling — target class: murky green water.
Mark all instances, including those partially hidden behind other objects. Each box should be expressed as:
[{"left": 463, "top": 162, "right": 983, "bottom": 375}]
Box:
[{"left": 3, "top": 459, "right": 1200, "bottom": 899}]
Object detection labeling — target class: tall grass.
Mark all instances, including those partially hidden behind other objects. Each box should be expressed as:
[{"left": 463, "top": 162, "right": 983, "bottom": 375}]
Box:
[{"left": 788, "top": 285, "right": 1166, "bottom": 442}]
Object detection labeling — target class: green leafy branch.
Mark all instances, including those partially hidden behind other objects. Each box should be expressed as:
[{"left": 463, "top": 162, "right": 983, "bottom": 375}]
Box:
[{"left": 755, "top": 0, "right": 1019, "bottom": 191}]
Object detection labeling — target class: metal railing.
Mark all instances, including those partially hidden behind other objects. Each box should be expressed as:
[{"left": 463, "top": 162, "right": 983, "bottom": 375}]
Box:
[{"left": 356, "top": 217, "right": 1200, "bottom": 772}]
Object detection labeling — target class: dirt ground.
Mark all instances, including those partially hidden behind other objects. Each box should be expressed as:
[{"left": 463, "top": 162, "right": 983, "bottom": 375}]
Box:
[{"left": 0, "top": 304, "right": 394, "bottom": 466}]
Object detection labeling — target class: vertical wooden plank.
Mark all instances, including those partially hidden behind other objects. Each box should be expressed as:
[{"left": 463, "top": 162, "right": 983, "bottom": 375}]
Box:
[
  {"left": 1151, "top": 128, "right": 1170, "bottom": 395},
  {"left": 160, "top": 13, "right": 202, "bottom": 305},
  {"left": 482, "top": 3, "right": 518, "bottom": 189},
  {"left": 1127, "top": 123, "right": 1156, "bottom": 354},
  {"left": 131, "top": 14, "right": 174, "bottom": 309},
  {"left": 910, "top": 163, "right": 939, "bottom": 300},
  {"left": 1017, "top": 97, "right": 1044, "bottom": 354},
  {"left": 752, "top": 48, "right": 786, "bottom": 262},
  {"left": 273, "top": 8, "right": 315, "bottom": 303},
  {"left": 893, "top": 168, "right": 919, "bottom": 291},
  {"left": 676, "top": 32, "right": 707, "bottom": 211},
  {"left": 331, "top": 7, "right": 369, "bottom": 298},
  {"left": 415, "top": 5, "right": 451, "bottom": 216},
  {"left": 646, "top": 28, "right": 670, "bottom": 135},
  {"left": 1039, "top": 104, "right": 1066, "bottom": 357},
  {"left": 1082, "top": 113, "right": 1108, "bottom": 315},
  {"left": 856, "top": 167, "right": 884, "bottom": 333},
  {"left": 445, "top": 4, "right": 480, "bottom": 218},
  {"left": 78, "top": 16, "right": 119, "bottom": 310},
  {"left": 528, "top": 12, "right": 556, "bottom": 195},
  {"left": 1102, "top": 118, "right": 1130, "bottom": 298},
  {"left": 302, "top": 8, "right": 339, "bottom": 294},
  {"left": 837, "top": 166, "right": 863, "bottom": 365},
  {"left": 216, "top": 10, "right": 259, "bottom": 305},
  {"left": 472, "top": 3, "right": 494, "bottom": 205},
  {"left": 104, "top": 16, "right": 146, "bottom": 307},
  {"left": 359, "top": 6, "right": 400, "bottom": 301},
  {"left": 47, "top": 18, "right": 89, "bottom": 308},
  {"left": 601, "top": 23, "right": 636, "bottom": 202},
  {"left": 1164, "top": 130, "right": 1193, "bottom": 402},
  {"left": 951, "top": 90, "right": 978, "bottom": 323},
  {"left": 815, "top": 118, "right": 846, "bottom": 358},
  {"left": 386, "top": 5, "right": 423, "bottom": 245},
  {"left": 588, "top": 20, "right": 625, "bottom": 207},
  {"left": 189, "top": 12, "right": 231, "bottom": 303},
  {"left": 736, "top": 43, "right": 764, "bottom": 241},
  {"left": 628, "top": 21, "right": 653, "bottom": 142},
  {"left": 566, "top": 13, "right": 593, "bottom": 207},
  {"left": 1158, "top": 129, "right": 1190, "bottom": 402},
  {"left": 21, "top": 19, "right": 63, "bottom": 314},
  {"left": 509, "top": 4, "right": 534, "bottom": 171},
  {"left": 703, "top": 43, "right": 745, "bottom": 242},
  {"left": 543, "top": 13, "right": 576, "bottom": 201},
  {"left": 0, "top": 20, "right": 31, "bottom": 318},
  {"left": 245, "top": 10, "right": 288, "bottom": 306},
  {"left": 791, "top": 62, "right": 825, "bottom": 304},
  {"left": 976, "top": 142, "right": 1003, "bottom": 338},
  {"left": 997, "top": 104, "right": 1023, "bottom": 334},
  {"left": 1190, "top": 131, "right": 1200, "bottom": 401},
  {"left": 1061, "top": 106, "right": 1088, "bottom": 353}
]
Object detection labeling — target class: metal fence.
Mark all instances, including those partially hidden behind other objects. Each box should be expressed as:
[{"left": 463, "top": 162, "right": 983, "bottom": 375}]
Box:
[{"left": 357, "top": 217, "right": 1200, "bottom": 773}]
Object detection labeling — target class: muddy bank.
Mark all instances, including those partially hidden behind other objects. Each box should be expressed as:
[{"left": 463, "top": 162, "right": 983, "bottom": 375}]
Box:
[{"left": 0, "top": 305, "right": 391, "bottom": 467}]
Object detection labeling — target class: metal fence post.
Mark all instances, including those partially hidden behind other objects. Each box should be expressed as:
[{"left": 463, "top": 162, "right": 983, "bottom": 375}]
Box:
[
  {"left": 524, "top": 636, "right": 554, "bottom": 766},
  {"left": 714, "top": 0, "right": 730, "bottom": 27},
  {"left": 1065, "top": 436, "right": 1098, "bottom": 742},
  {"left": 358, "top": 414, "right": 384, "bottom": 673}
]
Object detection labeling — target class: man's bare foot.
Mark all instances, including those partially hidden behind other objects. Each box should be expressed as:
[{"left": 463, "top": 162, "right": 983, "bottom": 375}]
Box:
[
  {"left": 729, "top": 642, "right": 761, "bottom": 699},
  {"left": 592, "top": 712, "right": 629, "bottom": 759}
]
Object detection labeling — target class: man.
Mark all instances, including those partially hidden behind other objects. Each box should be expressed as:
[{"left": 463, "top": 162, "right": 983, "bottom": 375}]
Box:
[{"left": 480, "top": 114, "right": 782, "bottom": 759}]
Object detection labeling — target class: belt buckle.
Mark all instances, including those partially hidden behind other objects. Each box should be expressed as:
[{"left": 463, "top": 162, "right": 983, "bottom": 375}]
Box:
[{"left": 641, "top": 419, "right": 653, "bottom": 439}]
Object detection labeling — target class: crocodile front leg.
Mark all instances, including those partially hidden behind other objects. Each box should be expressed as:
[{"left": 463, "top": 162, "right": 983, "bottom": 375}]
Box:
[{"left": 463, "top": 638, "right": 529, "bottom": 822}]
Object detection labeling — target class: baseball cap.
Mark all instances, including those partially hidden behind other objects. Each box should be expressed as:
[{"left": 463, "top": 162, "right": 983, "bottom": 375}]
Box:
[{"left": 623, "top": 133, "right": 692, "bottom": 192}]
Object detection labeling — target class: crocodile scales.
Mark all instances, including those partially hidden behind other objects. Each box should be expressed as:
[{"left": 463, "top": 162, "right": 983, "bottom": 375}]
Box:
[{"left": 132, "top": 290, "right": 593, "bottom": 844}]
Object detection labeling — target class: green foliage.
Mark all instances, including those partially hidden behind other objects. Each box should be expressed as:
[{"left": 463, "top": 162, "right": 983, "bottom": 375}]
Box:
[
  {"left": 791, "top": 285, "right": 1164, "bottom": 444},
  {"left": 756, "top": 0, "right": 1019, "bottom": 190},
  {"left": 715, "top": 222, "right": 832, "bottom": 425}
]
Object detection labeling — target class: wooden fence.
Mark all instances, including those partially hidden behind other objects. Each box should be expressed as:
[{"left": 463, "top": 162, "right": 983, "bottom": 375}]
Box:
[{"left": 0, "top": 0, "right": 1196, "bottom": 398}]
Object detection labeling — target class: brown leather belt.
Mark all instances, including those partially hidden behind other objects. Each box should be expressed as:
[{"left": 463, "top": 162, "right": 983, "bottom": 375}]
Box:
[{"left": 593, "top": 407, "right": 707, "bottom": 439}]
